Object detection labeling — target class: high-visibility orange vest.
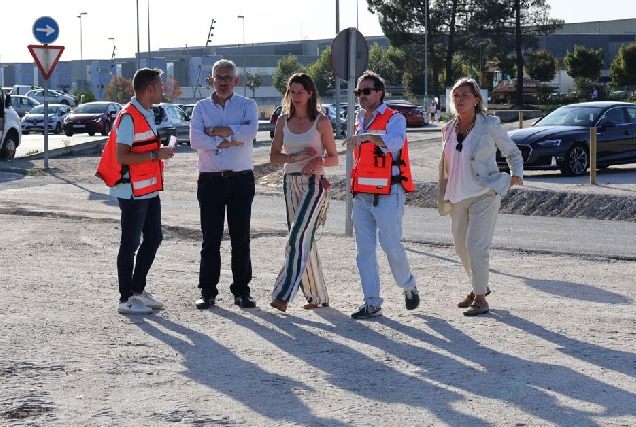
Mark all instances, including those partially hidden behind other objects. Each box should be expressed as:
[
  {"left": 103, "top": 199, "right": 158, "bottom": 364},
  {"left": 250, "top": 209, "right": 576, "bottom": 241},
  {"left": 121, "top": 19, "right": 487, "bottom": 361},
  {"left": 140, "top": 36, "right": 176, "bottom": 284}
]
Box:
[
  {"left": 95, "top": 103, "right": 163, "bottom": 197},
  {"left": 350, "top": 107, "right": 414, "bottom": 195}
]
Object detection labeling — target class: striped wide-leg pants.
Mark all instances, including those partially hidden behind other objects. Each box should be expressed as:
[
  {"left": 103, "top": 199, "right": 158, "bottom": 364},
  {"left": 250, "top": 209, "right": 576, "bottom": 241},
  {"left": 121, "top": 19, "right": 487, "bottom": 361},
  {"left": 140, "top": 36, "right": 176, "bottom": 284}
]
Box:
[{"left": 271, "top": 173, "right": 330, "bottom": 304}]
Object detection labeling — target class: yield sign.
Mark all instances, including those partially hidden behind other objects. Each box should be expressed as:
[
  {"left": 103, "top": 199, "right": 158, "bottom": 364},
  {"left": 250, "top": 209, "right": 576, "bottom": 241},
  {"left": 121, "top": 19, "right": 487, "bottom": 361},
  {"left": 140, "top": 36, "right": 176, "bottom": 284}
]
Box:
[{"left": 28, "top": 45, "right": 65, "bottom": 79}]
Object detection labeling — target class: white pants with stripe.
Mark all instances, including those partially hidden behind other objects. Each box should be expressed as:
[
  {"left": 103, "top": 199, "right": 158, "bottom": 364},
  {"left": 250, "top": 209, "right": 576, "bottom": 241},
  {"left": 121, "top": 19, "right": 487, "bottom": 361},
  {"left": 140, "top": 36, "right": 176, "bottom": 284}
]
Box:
[{"left": 272, "top": 173, "right": 330, "bottom": 304}]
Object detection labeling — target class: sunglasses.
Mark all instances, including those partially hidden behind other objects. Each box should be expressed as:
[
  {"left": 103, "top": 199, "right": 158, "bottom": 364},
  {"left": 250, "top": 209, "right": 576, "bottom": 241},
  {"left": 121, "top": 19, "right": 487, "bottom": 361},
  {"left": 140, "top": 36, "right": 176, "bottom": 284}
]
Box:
[
  {"left": 354, "top": 87, "right": 378, "bottom": 97},
  {"left": 455, "top": 135, "right": 464, "bottom": 152}
]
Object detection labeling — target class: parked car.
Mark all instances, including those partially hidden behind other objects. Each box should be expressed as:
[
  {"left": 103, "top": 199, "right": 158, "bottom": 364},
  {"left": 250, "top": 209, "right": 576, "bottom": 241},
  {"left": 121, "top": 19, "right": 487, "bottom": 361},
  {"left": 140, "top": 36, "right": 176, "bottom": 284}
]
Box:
[
  {"left": 177, "top": 104, "right": 195, "bottom": 119},
  {"left": 152, "top": 103, "right": 190, "bottom": 145},
  {"left": 25, "top": 89, "right": 76, "bottom": 107},
  {"left": 21, "top": 104, "right": 71, "bottom": 135},
  {"left": 62, "top": 101, "right": 121, "bottom": 136},
  {"left": 386, "top": 102, "right": 426, "bottom": 127},
  {"left": 0, "top": 92, "right": 22, "bottom": 159},
  {"left": 10, "top": 95, "right": 40, "bottom": 117},
  {"left": 269, "top": 105, "right": 283, "bottom": 138},
  {"left": 499, "top": 101, "right": 636, "bottom": 176}
]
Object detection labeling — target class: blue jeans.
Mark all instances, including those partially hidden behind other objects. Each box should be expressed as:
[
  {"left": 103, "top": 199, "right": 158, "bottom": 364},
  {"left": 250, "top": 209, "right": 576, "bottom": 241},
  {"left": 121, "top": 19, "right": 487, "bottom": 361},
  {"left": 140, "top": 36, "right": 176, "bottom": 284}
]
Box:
[
  {"left": 352, "top": 185, "right": 416, "bottom": 307},
  {"left": 197, "top": 172, "right": 255, "bottom": 299},
  {"left": 117, "top": 196, "right": 163, "bottom": 301}
]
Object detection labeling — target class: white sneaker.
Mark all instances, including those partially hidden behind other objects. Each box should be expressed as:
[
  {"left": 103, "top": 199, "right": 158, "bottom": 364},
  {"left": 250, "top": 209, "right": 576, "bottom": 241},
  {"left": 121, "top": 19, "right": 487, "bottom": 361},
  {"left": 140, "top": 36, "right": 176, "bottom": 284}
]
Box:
[
  {"left": 118, "top": 296, "right": 153, "bottom": 314},
  {"left": 136, "top": 291, "right": 164, "bottom": 309}
]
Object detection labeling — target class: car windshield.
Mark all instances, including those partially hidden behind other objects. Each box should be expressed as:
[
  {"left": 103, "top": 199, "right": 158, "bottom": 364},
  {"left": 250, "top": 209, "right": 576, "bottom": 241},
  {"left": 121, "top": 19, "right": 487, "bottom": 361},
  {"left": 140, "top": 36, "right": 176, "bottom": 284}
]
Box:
[
  {"left": 537, "top": 106, "right": 604, "bottom": 127},
  {"left": 75, "top": 104, "right": 106, "bottom": 114},
  {"left": 30, "top": 105, "right": 59, "bottom": 114}
]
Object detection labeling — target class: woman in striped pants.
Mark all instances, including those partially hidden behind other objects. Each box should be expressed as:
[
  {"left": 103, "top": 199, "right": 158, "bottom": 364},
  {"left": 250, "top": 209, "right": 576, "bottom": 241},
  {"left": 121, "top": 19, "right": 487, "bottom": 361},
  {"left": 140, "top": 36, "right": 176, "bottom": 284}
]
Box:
[{"left": 269, "top": 73, "right": 339, "bottom": 312}]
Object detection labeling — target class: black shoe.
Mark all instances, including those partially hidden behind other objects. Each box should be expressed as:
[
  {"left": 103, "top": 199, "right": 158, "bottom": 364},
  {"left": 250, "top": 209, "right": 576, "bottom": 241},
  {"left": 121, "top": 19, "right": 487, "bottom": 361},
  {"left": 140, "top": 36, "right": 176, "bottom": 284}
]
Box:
[
  {"left": 195, "top": 295, "right": 214, "bottom": 309},
  {"left": 234, "top": 295, "right": 256, "bottom": 308}
]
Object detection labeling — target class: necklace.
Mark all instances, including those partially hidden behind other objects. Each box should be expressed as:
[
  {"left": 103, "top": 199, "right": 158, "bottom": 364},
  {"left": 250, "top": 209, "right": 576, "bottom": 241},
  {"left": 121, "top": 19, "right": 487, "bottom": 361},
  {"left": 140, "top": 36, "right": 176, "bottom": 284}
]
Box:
[{"left": 455, "top": 116, "right": 476, "bottom": 152}]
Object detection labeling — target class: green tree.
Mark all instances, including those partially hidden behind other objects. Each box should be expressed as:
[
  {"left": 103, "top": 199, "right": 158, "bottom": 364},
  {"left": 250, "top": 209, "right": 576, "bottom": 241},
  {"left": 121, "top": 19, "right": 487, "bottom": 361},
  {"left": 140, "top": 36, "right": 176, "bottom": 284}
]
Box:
[
  {"left": 105, "top": 75, "right": 134, "bottom": 105},
  {"left": 161, "top": 74, "right": 182, "bottom": 103},
  {"left": 610, "top": 43, "right": 636, "bottom": 88},
  {"left": 564, "top": 45, "right": 604, "bottom": 81},
  {"left": 525, "top": 49, "right": 557, "bottom": 82},
  {"left": 244, "top": 72, "right": 263, "bottom": 98},
  {"left": 306, "top": 47, "right": 335, "bottom": 96},
  {"left": 367, "top": 43, "right": 405, "bottom": 87},
  {"left": 71, "top": 89, "right": 96, "bottom": 105},
  {"left": 272, "top": 54, "right": 305, "bottom": 96}
]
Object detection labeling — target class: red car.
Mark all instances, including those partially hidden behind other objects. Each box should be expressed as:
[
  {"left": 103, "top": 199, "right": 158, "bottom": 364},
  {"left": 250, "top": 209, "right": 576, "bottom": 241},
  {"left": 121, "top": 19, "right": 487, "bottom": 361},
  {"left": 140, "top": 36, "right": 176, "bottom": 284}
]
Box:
[
  {"left": 62, "top": 101, "right": 121, "bottom": 136},
  {"left": 269, "top": 106, "right": 282, "bottom": 138},
  {"left": 386, "top": 103, "right": 426, "bottom": 127}
]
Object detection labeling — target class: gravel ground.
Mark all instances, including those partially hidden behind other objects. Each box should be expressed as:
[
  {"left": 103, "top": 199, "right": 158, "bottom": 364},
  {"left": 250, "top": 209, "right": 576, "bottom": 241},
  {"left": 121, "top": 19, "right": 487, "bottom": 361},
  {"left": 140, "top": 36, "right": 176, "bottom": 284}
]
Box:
[{"left": 0, "top": 137, "right": 635, "bottom": 426}]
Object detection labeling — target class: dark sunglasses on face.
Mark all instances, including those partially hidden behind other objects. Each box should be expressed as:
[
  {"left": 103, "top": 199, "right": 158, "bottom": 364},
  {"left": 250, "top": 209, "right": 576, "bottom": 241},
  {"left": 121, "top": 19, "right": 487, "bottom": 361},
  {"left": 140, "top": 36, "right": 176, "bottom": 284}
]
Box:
[{"left": 354, "top": 87, "right": 378, "bottom": 97}]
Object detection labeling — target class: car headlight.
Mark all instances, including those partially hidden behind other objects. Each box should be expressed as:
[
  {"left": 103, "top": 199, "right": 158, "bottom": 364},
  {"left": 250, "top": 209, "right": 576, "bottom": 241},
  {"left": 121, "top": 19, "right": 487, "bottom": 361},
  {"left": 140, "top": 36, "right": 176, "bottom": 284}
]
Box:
[
  {"left": 536, "top": 139, "right": 562, "bottom": 147},
  {"left": 48, "top": 116, "right": 56, "bottom": 123}
]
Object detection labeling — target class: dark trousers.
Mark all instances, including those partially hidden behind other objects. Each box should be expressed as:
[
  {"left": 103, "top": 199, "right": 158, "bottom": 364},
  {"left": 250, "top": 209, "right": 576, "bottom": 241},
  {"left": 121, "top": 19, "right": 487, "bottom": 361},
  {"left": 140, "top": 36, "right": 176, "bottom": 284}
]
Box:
[
  {"left": 117, "top": 196, "right": 163, "bottom": 301},
  {"left": 197, "top": 172, "right": 255, "bottom": 298}
]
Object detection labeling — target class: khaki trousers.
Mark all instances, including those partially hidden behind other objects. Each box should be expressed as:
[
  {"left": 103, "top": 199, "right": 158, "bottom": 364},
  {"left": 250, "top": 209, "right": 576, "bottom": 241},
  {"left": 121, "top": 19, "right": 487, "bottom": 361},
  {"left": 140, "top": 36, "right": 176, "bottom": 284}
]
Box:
[{"left": 450, "top": 190, "right": 501, "bottom": 295}]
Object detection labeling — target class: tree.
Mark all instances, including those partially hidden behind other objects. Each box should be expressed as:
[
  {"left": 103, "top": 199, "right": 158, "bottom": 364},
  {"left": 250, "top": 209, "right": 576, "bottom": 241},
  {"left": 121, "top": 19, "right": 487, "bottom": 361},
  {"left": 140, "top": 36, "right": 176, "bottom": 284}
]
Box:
[
  {"left": 367, "top": 43, "right": 405, "bottom": 87},
  {"left": 306, "top": 47, "right": 335, "bottom": 96},
  {"left": 161, "top": 74, "right": 182, "bottom": 103},
  {"left": 105, "top": 75, "right": 133, "bottom": 105},
  {"left": 244, "top": 72, "right": 263, "bottom": 98},
  {"left": 610, "top": 43, "right": 636, "bottom": 88},
  {"left": 272, "top": 54, "right": 305, "bottom": 96},
  {"left": 525, "top": 49, "right": 557, "bottom": 82},
  {"left": 564, "top": 45, "right": 604, "bottom": 81}
]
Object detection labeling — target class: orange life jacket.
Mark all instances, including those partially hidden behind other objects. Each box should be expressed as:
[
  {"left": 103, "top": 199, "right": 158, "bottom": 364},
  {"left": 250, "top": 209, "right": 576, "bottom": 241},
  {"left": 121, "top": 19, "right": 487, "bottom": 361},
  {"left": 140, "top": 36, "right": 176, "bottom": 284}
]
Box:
[
  {"left": 95, "top": 103, "right": 163, "bottom": 197},
  {"left": 350, "top": 107, "right": 414, "bottom": 196}
]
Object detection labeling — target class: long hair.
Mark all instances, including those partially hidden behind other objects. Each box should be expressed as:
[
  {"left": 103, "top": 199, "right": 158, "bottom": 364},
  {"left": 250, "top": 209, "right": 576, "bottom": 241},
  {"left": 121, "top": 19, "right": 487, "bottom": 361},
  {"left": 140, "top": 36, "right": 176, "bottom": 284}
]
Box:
[
  {"left": 282, "top": 73, "right": 321, "bottom": 121},
  {"left": 449, "top": 77, "right": 487, "bottom": 115}
]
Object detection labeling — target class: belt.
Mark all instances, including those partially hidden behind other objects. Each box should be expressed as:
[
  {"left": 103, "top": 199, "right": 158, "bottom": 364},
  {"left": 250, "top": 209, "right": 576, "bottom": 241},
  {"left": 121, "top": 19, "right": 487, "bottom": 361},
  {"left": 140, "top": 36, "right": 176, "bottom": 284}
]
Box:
[{"left": 199, "top": 170, "right": 251, "bottom": 178}]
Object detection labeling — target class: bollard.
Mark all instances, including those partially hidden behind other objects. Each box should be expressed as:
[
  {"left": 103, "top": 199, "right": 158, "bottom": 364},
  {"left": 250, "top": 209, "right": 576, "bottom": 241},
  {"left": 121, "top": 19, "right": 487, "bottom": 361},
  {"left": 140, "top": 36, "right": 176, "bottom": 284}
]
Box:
[
  {"left": 590, "top": 127, "right": 597, "bottom": 184},
  {"left": 519, "top": 111, "right": 523, "bottom": 129}
]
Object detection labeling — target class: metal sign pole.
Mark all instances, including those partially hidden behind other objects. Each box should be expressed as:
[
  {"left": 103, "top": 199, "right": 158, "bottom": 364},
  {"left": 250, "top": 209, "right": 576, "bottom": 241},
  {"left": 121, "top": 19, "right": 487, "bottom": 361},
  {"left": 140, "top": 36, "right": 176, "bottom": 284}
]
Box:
[
  {"left": 345, "top": 27, "right": 357, "bottom": 237},
  {"left": 43, "top": 71, "right": 49, "bottom": 168}
]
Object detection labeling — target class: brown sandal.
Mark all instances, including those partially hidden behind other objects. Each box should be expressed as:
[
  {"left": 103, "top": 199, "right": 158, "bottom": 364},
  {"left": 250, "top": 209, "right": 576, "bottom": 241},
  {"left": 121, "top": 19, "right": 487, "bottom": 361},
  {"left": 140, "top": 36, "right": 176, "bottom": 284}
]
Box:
[
  {"left": 270, "top": 299, "right": 288, "bottom": 312},
  {"left": 457, "top": 287, "right": 491, "bottom": 308},
  {"left": 303, "top": 302, "right": 330, "bottom": 309}
]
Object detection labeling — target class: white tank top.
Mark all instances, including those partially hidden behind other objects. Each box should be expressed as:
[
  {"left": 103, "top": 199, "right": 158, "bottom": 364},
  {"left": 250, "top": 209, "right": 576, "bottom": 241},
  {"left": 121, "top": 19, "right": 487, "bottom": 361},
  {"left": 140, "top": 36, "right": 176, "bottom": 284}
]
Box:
[{"left": 283, "top": 114, "right": 326, "bottom": 175}]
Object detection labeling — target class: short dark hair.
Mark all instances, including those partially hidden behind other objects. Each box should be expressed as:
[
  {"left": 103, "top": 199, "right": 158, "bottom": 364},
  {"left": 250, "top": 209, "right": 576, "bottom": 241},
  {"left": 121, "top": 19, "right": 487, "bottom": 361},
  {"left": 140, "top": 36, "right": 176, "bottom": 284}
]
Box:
[
  {"left": 357, "top": 71, "right": 386, "bottom": 101},
  {"left": 133, "top": 67, "right": 163, "bottom": 92}
]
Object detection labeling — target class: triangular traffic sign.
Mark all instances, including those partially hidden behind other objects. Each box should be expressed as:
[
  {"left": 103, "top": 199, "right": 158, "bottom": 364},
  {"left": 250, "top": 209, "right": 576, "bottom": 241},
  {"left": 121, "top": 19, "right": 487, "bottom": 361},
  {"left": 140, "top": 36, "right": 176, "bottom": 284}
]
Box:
[{"left": 28, "top": 45, "right": 65, "bottom": 80}]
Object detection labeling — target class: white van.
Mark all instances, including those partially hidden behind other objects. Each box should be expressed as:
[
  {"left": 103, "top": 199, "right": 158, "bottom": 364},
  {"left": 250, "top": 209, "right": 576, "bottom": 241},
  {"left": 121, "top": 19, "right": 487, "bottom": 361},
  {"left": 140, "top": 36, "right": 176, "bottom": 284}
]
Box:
[
  {"left": 0, "top": 92, "right": 22, "bottom": 158},
  {"left": 11, "top": 85, "right": 41, "bottom": 96}
]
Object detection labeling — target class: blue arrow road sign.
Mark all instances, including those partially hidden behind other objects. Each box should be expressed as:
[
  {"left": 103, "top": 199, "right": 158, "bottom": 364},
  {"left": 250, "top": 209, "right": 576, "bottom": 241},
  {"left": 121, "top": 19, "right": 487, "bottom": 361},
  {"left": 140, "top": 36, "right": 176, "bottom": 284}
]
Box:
[{"left": 33, "top": 16, "right": 59, "bottom": 45}]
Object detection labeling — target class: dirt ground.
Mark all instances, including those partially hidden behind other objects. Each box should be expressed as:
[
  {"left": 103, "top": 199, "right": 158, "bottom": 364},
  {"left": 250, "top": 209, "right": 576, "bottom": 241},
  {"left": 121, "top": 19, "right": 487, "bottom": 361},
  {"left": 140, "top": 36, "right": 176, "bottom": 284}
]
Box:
[{"left": 1, "top": 143, "right": 635, "bottom": 426}]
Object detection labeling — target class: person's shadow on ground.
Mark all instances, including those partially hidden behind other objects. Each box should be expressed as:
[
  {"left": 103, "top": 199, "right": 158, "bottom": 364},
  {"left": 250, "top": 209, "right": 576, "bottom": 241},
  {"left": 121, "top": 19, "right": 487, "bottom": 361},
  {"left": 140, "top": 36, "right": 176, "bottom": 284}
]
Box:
[{"left": 134, "top": 315, "right": 351, "bottom": 426}]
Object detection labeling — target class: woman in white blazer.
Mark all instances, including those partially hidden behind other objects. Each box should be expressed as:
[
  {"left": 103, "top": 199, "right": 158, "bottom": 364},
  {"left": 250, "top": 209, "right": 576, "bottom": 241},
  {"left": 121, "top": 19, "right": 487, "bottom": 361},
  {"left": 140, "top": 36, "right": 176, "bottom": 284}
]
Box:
[{"left": 438, "top": 77, "right": 523, "bottom": 315}]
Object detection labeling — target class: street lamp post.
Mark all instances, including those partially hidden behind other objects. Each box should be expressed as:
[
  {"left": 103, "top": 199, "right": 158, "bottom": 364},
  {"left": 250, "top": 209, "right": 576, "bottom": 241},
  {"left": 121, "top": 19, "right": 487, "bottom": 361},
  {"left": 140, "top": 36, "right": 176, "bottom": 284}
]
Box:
[
  {"left": 108, "top": 37, "right": 117, "bottom": 101},
  {"left": 77, "top": 12, "right": 88, "bottom": 92},
  {"left": 237, "top": 15, "right": 246, "bottom": 97}
]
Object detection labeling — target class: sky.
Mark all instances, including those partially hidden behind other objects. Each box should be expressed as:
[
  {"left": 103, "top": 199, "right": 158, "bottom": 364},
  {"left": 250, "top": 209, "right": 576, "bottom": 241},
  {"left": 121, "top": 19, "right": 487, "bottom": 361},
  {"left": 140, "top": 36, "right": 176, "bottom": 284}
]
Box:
[{"left": 1, "top": 0, "right": 633, "bottom": 64}]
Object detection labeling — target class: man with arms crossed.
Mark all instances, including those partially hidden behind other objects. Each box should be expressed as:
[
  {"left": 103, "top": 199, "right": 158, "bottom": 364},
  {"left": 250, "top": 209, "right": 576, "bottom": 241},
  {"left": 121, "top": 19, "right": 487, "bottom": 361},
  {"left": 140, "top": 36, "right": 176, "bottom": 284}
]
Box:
[{"left": 189, "top": 59, "right": 259, "bottom": 309}]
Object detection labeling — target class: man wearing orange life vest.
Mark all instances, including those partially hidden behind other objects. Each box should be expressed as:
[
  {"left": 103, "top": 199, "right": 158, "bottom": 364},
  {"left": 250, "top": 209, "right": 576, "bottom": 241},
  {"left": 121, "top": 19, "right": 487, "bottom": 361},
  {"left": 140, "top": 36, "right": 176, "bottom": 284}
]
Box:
[
  {"left": 96, "top": 67, "right": 175, "bottom": 314},
  {"left": 343, "top": 71, "right": 420, "bottom": 319}
]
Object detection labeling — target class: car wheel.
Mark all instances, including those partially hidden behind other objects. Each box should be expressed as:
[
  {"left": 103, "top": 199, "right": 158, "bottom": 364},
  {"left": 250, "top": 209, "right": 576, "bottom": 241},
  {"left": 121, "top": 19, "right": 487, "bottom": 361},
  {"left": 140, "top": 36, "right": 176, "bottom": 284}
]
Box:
[
  {"left": 101, "top": 121, "right": 111, "bottom": 136},
  {"left": 0, "top": 134, "right": 18, "bottom": 159},
  {"left": 61, "top": 100, "right": 70, "bottom": 106},
  {"left": 560, "top": 143, "right": 589, "bottom": 176},
  {"left": 269, "top": 130, "right": 274, "bottom": 139},
  {"left": 54, "top": 122, "right": 62, "bottom": 134},
  {"left": 65, "top": 132, "right": 74, "bottom": 137},
  {"left": 88, "top": 131, "right": 96, "bottom": 136}
]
